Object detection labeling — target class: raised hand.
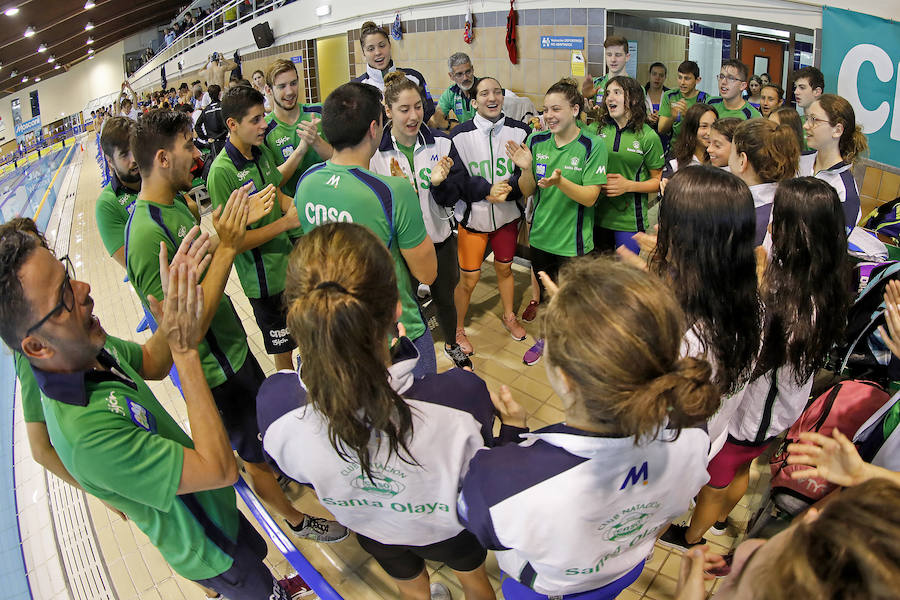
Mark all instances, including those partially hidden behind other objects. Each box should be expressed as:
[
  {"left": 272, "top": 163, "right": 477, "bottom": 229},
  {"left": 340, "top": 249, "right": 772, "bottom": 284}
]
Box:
[
  {"left": 148, "top": 226, "right": 212, "bottom": 321},
  {"left": 786, "top": 429, "right": 869, "bottom": 487},
  {"left": 487, "top": 180, "right": 512, "bottom": 203},
  {"left": 247, "top": 183, "right": 276, "bottom": 224},
  {"left": 506, "top": 140, "right": 532, "bottom": 170},
  {"left": 212, "top": 185, "right": 250, "bottom": 252},
  {"left": 878, "top": 280, "right": 900, "bottom": 358},
  {"left": 159, "top": 263, "right": 204, "bottom": 354},
  {"left": 537, "top": 270, "right": 559, "bottom": 297},
  {"left": 672, "top": 98, "right": 688, "bottom": 119},
  {"left": 490, "top": 385, "right": 527, "bottom": 428},
  {"left": 537, "top": 168, "right": 562, "bottom": 189},
  {"left": 390, "top": 157, "right": 416, "bottom": 190},
  {"left": 430, "top": 156, "right": 453, "bottom": 187},
  {"left": 297, "top": 116, "right": 321, "bottom": 147}
]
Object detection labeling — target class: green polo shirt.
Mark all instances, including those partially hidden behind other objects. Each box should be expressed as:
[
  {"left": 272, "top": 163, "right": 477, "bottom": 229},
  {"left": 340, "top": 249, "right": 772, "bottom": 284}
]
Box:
[
  {"left": 527, "top": 130, "right": 608, "bottom": 257},
  {"left": 708, "top": 97, "right": 762, "bottom": 120},
  {"left": 591, "top": 121, "right": 665, "bottom": 232},
  {"left": 33, "top": 336, "right": 239, "bottom": 581},
  {"left": 437, "top": 84, "right": 477, "bottom": 124},
  {"left": 125, "top": 197, "right": 248, "bottom": 388},
  {"left": 207, "top": 140, "right": 292, "bottom": 298},
  {"left": 16, "top": 351, "right": 44, "bottom": 423},
  {"left": 95, "top": 175, "right": 140, "bottom": 256},
  {"left": 295, "top": 161, "right": 428, "bottom": 340},
  {"left": 659, "top": 89, "right": 710, "bottom": 139},
  {"left": 263, "top": 105, "right": 325, "bottom": 197}
]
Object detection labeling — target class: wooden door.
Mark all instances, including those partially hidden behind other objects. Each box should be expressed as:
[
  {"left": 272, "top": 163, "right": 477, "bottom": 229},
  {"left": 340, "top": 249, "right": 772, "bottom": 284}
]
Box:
[{"left": 739, "top": 35, "right": 785, "bottom": 84}]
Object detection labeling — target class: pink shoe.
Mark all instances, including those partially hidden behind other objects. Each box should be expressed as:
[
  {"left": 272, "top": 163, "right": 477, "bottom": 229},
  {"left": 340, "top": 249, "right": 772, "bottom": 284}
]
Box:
[
  {"left": 502, "top": 313, "right": 527, "bottom": 341},
  {"left": 456, "top": 327, "right": 474, "bottom": 355}
]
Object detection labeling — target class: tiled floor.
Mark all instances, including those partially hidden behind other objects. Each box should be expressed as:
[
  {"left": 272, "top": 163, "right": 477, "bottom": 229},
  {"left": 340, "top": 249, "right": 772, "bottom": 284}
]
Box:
[{"left": 15, "top": 137, "right": 773, "bottom": 599}]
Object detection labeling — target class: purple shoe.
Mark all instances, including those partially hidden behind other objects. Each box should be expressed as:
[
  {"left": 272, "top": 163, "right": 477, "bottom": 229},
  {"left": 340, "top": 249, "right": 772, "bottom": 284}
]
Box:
[{"left": 523, "top": 338, "right": 545, "bottom": 366}]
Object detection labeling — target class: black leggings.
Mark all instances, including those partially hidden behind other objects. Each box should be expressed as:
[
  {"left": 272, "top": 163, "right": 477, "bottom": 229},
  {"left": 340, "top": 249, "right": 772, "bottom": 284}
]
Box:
[
  {"left": 530, "top": 246, "right": 569, "bottom": 303},
  {"left": 410, "top": 235, "right": 459, "bottom": 346}
]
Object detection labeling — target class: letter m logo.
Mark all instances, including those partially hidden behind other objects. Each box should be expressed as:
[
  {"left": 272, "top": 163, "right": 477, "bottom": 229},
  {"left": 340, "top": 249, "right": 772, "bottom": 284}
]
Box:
[
  {"left": 431, "top": 154, "right": 439, "bottom": 162},
  {"left": 619, "top": 461, "right": 649, "bottom": 490},
  {"left": 326, "top": 174, "right": 341, "bottom": 188}
]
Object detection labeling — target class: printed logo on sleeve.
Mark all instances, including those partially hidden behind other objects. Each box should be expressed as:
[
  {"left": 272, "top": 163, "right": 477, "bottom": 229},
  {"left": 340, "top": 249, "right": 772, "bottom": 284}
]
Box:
[
  {"left": 127, "top": 398, "right": 158, "bottom": 433},
  {"left": 536, "top": 163, "right": 547, "bottom": 178},
  {"left": 281, "top": 145, "right": 294, "bottom": 159}
]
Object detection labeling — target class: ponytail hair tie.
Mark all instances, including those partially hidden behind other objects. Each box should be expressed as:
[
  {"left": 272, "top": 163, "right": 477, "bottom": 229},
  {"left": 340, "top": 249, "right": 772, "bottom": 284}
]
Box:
[{"left": 314, "top": 281, "right": 351, "bottom": 295}]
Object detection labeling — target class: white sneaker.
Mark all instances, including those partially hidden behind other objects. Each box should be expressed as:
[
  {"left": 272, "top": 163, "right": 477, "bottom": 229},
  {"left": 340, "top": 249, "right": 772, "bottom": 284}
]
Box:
[{"left": 430, "top": 582, "right": 452, "bottom": 600}]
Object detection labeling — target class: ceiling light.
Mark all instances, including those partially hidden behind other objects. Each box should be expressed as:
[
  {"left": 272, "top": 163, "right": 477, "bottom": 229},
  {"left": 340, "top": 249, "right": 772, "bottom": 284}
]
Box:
[
  {"left": 21, "top": 75, "right": 28, "bottom": 82},
  {"left": 84, "top": 0, "right": 95, "bottom": 8},
  {"left": 84, "top": 22, "right": 94, "bottom": 30},
  {"left": 37, "top": 43, "right": 46, "bottom": 52},
  {"left": 34, "top": 76, "right": 40, "bottom": 82},
  {"left": 4, "top": 7, "right": 18, "bottom": 16},
  {"left": 47, "top": 55, "right": 54, "bottom": 63},
  {"left": 87, "top": 48, "right": 94, "bottom": 54},
  {"left": 23, "top": 26, "right": 34, "bottom": 37},
  {"left": 316, "top": 4, "right": 331, "bottom": 16},
  {"left": 86, "top": 37, "right": 93, "bottom": 44}
]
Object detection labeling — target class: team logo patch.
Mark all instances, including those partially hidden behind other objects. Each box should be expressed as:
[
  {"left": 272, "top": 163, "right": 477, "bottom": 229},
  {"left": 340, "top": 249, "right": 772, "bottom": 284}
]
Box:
[
  {"left": 570, "top": 156, "right": 580, "bottom": 167},
  {"left": 596, "top": 501, "right": 661, "bottom": 542},
  {"left": 342, "top": 463, "right": 408, "bottom": 498},
  {"left": 536, "top": 163, "right": 547, "bottom": 177},
  {"left": 127, "top": 398, "right": 157, "bottom": 433},
  {"left": 177, "top": 225, "right": 187, "bottom": 239},
  {"left": 281, "top": 145, "right": 294, "bottom": 159},
  {"left": 245, "top": 181, "right": 258, "bottom": 195}
]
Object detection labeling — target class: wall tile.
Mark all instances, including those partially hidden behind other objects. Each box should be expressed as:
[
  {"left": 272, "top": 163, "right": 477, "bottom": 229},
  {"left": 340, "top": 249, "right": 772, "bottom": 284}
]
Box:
[
  {"left": 588, "top": 25, "right": 605, "bottom": 45},
  {"left": 473, "top": 12, "right": 484, "bottom": 27},
  {"left": 588, "top": 8, "right": 604, "bottom": 25},
  {"left": 540, "top": 9, "right": 554, "bottom": 26},
  {"left": 555, "top": 8, "right": 571, "bottom": 26},
  {"left": 879, "top": 172, "right": 900, "bottom": 201},
  {"left": 522, "top": 9, "right": 538, "bottom": 26},
  {"left": 571, "top": 8, "right": 587, "bottom": 25},
  {"left": 482, "top": 11, "right": 497, "bottom": 28},
  {"left": 862, "top": 166, "right": 883, "bottom": 197}
]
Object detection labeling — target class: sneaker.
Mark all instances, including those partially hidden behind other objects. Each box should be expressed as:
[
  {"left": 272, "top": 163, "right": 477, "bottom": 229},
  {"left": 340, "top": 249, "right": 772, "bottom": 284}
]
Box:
[
  {"left": 417, "top": 283, "right": 433, "bottom": 307},
  {"left": 502, "top": 313, "right": 527, "bottom": 341},
  {"left": 430, "top": 582, "right": 452, "bottom": 600},
  {"left": 709, "top": 519, "right": 728, "bottom": 536},
  {"left": 657, "top": 524, "right": 706, "bottom": 553},
  {"left": 705, "top": 552, "right": 734, "bottom": 578},
  {"left": 456, "top": 327, "right": 474, "bottom": 355},
  {"left": 521, "top": 300, "right": 539, "bottom": 322},
  {"left": 278, "top": 572, "right": 314, "bottom": 598},
  {"left": 286, "top": 515, "right": 350, "bottom": 543},
  {"left": 444, "top": 344, "right": 474, "bottom": 370},
  {"left": 523, "top": 338, "right": 545, "bottom": 366}
]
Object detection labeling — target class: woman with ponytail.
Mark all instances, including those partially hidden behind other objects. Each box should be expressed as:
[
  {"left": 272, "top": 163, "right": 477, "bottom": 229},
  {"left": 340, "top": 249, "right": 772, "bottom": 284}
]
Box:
[
  {"left": 352, "top": 21, "right": 436, "bottom": 123},
  {"left": 800, "top": 93, "right": 869, "bottom": 228},
  {"left": 729, "top": 118, "right": 800, "bottom": 245},
  {"left": 459, "top": 257, "right": 720, "bottom": 600},
  {"left": 664, "top": 177, "right": 852, "bottom": 558},
  {"left": 369, "top": 71, "right": 472, "bottom": 370},
  {"left": 257, "top": 223, "right": 513, "bottom": 600}
]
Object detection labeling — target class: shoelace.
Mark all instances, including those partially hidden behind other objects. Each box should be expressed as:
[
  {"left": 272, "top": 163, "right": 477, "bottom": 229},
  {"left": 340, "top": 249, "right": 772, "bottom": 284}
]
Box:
[{"left": 304, "top": 516, "right": 329, "bottom": 534}]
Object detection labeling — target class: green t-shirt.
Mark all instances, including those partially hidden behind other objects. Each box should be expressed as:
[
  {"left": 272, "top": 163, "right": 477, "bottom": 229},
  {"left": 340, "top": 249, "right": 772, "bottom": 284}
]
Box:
[
  {"left": 95, "top": 176, "right": 139, "bottom": 256},
  {"left": 592, "top": 121, "right": 666, "bottom": 232},
  {"left": 263, "top": 106, "right": 325, "bottom": 197},
  {"left": 125, "top": 197, "right": 248, "bottom": 388},
  {"left": 708, "top": 97, "right": 762, "bottom": 120},
  {"left": 659, "top": 89, "right": 711, "bottom": 139},
  {"left": 207, "top": 140, "right": 292, "bottom": 298},
  {"left": 36, "top": 336, "right": 239, "bottom": 581},
  {"left": 295, "top": 161, "right": 428, "bottom": 340},
  {"left": 16, "top": 352, "right": 44, "bottom": 423},
  {"left": 396, "top": 142, "right": 416, "bottom": 173},
  {"left": 527, "top": 130, "right": 608, "bottom": 257},
  {"left": 437, "top": 85, "right": 477, "bottom": 124}
]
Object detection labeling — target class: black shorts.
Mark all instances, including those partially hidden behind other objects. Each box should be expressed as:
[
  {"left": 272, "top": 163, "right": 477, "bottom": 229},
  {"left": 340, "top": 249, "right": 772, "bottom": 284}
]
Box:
[
  {"left": 193, "top": 515, "right": 288, "bottom": 600},
  {"left": 210, "top": 353, "right": 266, "bottom": 464},
  {"left": 356, "top": 529, "right": 487, "bottom": 580},
  {"left": 248, "top": 292, "right": 297, "bottom": 355}
]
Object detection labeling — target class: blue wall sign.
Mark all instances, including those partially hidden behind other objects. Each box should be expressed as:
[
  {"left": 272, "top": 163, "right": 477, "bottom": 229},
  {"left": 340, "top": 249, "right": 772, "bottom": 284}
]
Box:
[{"left": 540, "top": 36, "right": 584, "bottom": 50}]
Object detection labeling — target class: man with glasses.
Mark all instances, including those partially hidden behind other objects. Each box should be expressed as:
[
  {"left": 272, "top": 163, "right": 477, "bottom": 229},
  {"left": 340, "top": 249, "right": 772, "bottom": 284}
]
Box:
[
  {"left": 431, "top": 53, "right": 478, "bottom": 131},
  {"left": 708, "top": 59, "right": 762, "bottom": 120},
  {"left": 0, "top": 205, "right": 314, "bottom": 599}
]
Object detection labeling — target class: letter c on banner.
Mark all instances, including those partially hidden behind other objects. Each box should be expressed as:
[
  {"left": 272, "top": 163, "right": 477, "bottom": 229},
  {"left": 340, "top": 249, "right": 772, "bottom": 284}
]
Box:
[{"left": 837, "top": 43, "right": 893, "bottom": 135}]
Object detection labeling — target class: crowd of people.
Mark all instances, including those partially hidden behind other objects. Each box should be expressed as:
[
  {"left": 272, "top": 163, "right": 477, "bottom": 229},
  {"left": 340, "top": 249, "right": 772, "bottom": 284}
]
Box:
[{"left": 5, "top": 17, "right": 900, "bottom": 600}]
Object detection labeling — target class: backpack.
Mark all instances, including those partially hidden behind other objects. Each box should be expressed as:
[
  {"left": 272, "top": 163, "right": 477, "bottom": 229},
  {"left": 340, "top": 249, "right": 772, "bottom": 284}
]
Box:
[
  {"left": 767, "top": 380, "right": 890, "bottom": 511},
  {"left": 863, "top": 197, "right": 900, "bottom": 245},
  {"left": 829, "top": 261, "right": 900, "bottom": 385}
]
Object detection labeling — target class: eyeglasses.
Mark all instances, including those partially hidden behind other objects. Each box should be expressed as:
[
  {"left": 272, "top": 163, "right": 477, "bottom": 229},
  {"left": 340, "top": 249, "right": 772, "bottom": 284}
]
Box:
[
  {"left": 25, "top": 255, "right": 75, "bottom": 336},
  {"left": 716, "top": 74, "right": 745, "bottom": 84},
  {"left": 803, "top": 114, "right": 832, "bottom": 127},
  {"left": 451, "top": 68, "right": 473, "bottom": 79}
]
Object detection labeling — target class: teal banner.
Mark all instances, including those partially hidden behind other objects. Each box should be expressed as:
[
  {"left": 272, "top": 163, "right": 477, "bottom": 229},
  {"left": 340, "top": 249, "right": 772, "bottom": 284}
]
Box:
[{"left": 822, "top": 7, "right": 900, "bottom": 168}]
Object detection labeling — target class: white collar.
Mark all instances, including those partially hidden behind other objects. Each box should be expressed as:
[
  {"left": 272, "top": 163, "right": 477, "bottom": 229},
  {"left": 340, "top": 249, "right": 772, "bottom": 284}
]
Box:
[
  {"left": 365, "top": 62, "right": 396, "bottom": 87},
  {"left": 473, "top": 112, "right": 506, "bottom": 136}
]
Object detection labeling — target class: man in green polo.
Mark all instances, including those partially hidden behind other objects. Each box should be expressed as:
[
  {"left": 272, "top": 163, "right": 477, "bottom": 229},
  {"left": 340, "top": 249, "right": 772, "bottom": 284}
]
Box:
[
  {"left": 0, "top": 198, "right": 312, "bottom": 598},
  {"left": 430, "top": 52, "right": 478, "bottom": 130}
]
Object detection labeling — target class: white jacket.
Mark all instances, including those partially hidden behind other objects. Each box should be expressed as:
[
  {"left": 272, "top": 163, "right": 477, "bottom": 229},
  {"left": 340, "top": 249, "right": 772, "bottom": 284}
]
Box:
[{"left": 450, "top": 113, "right": 531, "bottom": 233}]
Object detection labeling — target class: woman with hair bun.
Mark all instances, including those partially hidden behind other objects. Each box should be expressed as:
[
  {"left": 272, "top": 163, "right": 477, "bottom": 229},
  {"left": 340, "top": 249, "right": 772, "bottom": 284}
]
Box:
[
  {"left": 352, "top": 21, "right": 435, "bottom": 122},
  {"left": 258, "top": 223, "right": 512, "bottom": 600},
  {"left": 728, "top": 118, "right": 800, "bottom": 245},
  {"left": 459, "top": 257, "right": 720, "bottom": 600},
  {"left": 800, "top": 93, "right": 869, "bottom": 228}
]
